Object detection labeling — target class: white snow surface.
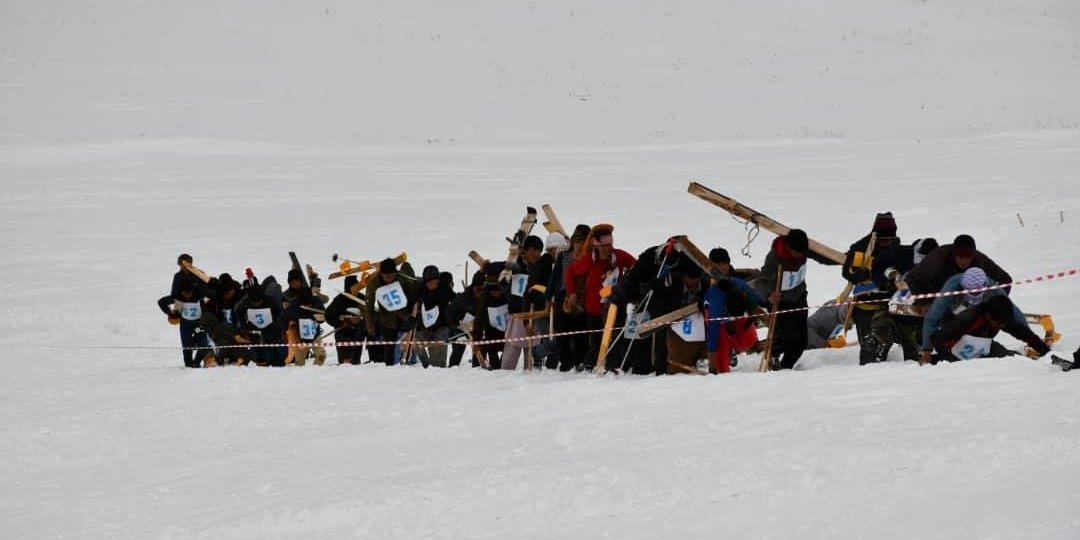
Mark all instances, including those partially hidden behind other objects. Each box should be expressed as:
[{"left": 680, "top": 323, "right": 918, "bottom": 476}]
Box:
[{"left": 3, "top": 1, "right": 1080, "bottom": 538}]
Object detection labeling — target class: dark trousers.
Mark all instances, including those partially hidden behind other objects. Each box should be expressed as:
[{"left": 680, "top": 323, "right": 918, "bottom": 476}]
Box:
[
  {"left": 334, "top": 325, "right": 366, "bottom": 365},
  {"left": 480, "top": 327, "right": 504, "bottom": 369},
  {"left": 772, "top": 300, "right": 809, "bottom": 370},
  {"left": 449, "top": 343, "right": 466, "bottom": 367},
  {"left": 378, "top": 326, "right": 400, "bottom": 365},
  {"left": 249, "top": 326, "right": 286, "bottom": 367},
  {"left": 179, "top": 320, "right": 210, "bottom": 368},
  {"left": 854, "top": 307, "right": 880, "bottom": 365},
  {"left": 871, "top": 311, "right": 921, "bottom": 362},
  {"left": 555, "top": 310, "right": 589, "bottom": 371}
]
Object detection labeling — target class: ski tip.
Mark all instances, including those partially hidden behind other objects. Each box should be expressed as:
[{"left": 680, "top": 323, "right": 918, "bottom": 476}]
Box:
[
  {"left": 527, "top": 206, "right": 538, "bottom": 214},
  {"left": 331, "top": 253, "right": 339, "bottom": 262}
]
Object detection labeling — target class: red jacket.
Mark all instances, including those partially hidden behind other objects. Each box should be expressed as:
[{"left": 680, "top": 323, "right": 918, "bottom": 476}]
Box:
[{"left": 565, "top": 249, "right": 637, "bottom": 316}]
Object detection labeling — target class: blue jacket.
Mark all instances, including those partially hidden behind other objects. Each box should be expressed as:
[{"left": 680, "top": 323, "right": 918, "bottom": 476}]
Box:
[
  {"left": 703, "top": 277, "right": 766, "bottom": 353},
  {"left": 921, "top": 273, "right": 1022, "bottom": 350}
]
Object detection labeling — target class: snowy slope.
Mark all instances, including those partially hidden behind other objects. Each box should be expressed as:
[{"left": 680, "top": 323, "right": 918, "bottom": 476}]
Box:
[{"left": 2, "top": 1, "right": 1080, "bottom": 539}]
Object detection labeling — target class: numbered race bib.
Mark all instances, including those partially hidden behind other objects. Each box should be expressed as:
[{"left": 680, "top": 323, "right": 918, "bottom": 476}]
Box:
[
  {"left": 510, "top": 274, "right": 529, "bottom": 297},
  {"left": 951, "top": 334, "right": 992, "bottom": 360},
  {"left": 222, "top": 308, "right": 234, "bottom": 325},
  {"left": 180, "top": 301, "right": 202, "bottom": 321},
  {"left": 625, "top": 311, "right": 652, "bottom": 340},
  {"left": 670, "top": 312, "right": 706, "bottom": 342},
  {"left": 487, "top": 305, "right": 509, "bottom": 332},
  {"left": 781, "top": 264, "right": 807, "bottom": 292},
  {"left": 247, "top": 307, "right": 273, "bottom": 330},
  {"left": 375, "top": 281, "right": 408, "bottom": 312},
  {"left": 460, "top": 312, "right": 476, "bottom": 333},
  {"left": 422, "top": 304, "right": 440, "bottom": 329},
  {"left": 298, "top": 318, "right": 318, "bottom": 340}
]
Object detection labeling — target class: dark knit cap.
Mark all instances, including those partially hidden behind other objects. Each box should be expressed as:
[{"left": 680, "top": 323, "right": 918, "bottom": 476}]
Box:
[
  {"left": 287, "top": 269, "right": 304, "bottom": 284},
  {"left": 786, "top": 229, "right": 809, "bottom": 253},
  {"left": 343, "top": 274, "right": 359, "bottom": 290},
  {"left": 523, "top": 235, "right": 544, "bottom": 251},
  {"left": 379, "top": 258, "right": 398, "bottom": 274},
  {"left": 709, "top": 247, "right": 731, "bottom": 264},
  {"left": 914, "top": 237, "right": 939, "bottom": 255},
  {"left": 953, "top": 234, "right": 977, "bottom": 258},
  {"left": 177, "top": 253, "right": 193, "bottom": 265},
  {"left": 422, "top": 265, "right": 440, "bottom": 283},
  {"left": 872, "top": 212, "right": 897, "bottom": 238}
]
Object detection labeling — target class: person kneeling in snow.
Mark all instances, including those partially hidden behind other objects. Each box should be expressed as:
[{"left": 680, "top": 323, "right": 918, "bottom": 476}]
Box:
[
  {"left": 705, "top": 283, "right": 766, "bottom": 374},
  {"left": 930, "top": 295, "right": 1049, "bottom": 363}
]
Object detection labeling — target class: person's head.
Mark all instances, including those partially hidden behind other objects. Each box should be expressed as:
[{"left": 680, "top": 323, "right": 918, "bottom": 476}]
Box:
[
  {"left": 725, "top": 288, "right": 750, "bottom": 317},
  {"left": 484, "top": 281, "right": 503, "bottom": 297},
  {"left": 952, "top": 234, "right": 977, "bottom": 270},
  {"left": 178, "top": 280, "right": 195, "bottom": 301},
  {"left": 545, "top": 231, "right": 568, "bottom": 256},
  {"left": 680, "top": 261, "right": 703, "bottom": 290},
  {"left": 786, "top": 229, "right": 809, "bottom": 257},
  {"left": 379, "top": 257, "right": 397, "bottom": 284},
  {"left": 983, "top": 295, "right": 1014, "bottom": 328},
  {"left": 523, "top": 235, "right": 544, "bottom": 264},
  {"left": 422, "top": 265, "right": 441, "bottom": 291},
  {"left": 709, "top": 247, "right": 732, "bottom": 275},
  {"left": 246, "top": 283, "right": 264, "bottom": 304},
  {"left": 913, "top": 237, "right": 939, "bottom": 265},
  {"left": 287, "top": 269, "right": 304, "bottom": 291},
  {"left": 177, "top": 253, "right": 193, "bottom": 267},
  {"left": 571, "top": 224, "right": 591, "bottom": 256},
  {"left": 591, "top": 225, "right": 614, "bottom": 259},
  {"left": 873, "top": 212, "right": 897, "bottom": 246},
  {"left": 344, "top": 274, "right": 363, "bottom": 296},
  {"left": 960, "top": 267, "right": 989, "bottom": 305},
  {"left": 469, "top": 271, "right": 485, "bottom": 297}
]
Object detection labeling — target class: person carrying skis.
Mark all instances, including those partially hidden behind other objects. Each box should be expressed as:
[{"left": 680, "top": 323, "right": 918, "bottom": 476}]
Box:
[
  {"left": 906, "top": 234, "right": 1012, "bottom": 308},
  {"left": 703, "top": 249, "right": 768, "bottom": 373},
  {"left": 365, "top": 258, "right": 417, "bottom": 365},
  {"left": 549, "top": 224, "right": 591, "bottom": 371},
  {"left": 842, "top": 213, "right": 899, "bottom": 365},
  {"left": 324, "top": 274, "right": 368, "bottom": 365},
  {"left": 870, "top": 237, "right": 938, "bottom": 362},
  {"left": 413, "top": 265, "right": 455, "bottom": 368},
  {"left": 753, "top": 229, "right": 820, "bottom": 370},
  {"left": 564, "top": 224, "right": 637, "bottom": 371},
  {"left": 156, "top": 254, "right": 214, "bottom": 368},
  {"left": 501, "top": 235, "right": 547, "bottom": 370}
]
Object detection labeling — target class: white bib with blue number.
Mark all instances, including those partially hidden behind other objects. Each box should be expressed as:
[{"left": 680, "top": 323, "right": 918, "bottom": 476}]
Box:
[
  {"left": 951, "top": 334, "right": 992, "bottom": 360},
  {"left": 247, "top": 308, "right": 273, "bottom": 330},
  {"left": 298, "top": 318, "right": 318, "bottom": 340},
  {"left": 375, "top": 281, "right": 408, "bottom": 312},
  {"left": 781, "top": 264, "right": 807, "bottom": 292},
  {"left": 670, "top": 312, "right": 706, "bottom": 342},
  {"left": 602, "top": 268, "right": 621, "bottom": 289},
  {"left": 422, "top": 305, "right": 440, "bottom": 329},
  {"left": 510, "top": 274, "right": 529, "bottom": 297},
  {"left": 460, "top": 312, "right": 476, "bottom": 333},
  {"left": 625, "top": 310, "right": 651, "bottom": 340},
  {"left": 487, "top": 305, "right": 509, "bottom": 332},
  {"left": 180, "top": 302, "right": 202, "bottom": 321}
]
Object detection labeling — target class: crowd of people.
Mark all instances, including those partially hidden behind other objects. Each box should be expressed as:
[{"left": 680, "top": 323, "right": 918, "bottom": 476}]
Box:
[{"left": 158, "top": 213, "right": 1079, "bottom": 373}]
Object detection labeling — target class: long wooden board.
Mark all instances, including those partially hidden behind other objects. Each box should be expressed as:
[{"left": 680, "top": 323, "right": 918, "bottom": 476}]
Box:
[{"left": 687, "top": 181, "right": 845, "bottom": 264}]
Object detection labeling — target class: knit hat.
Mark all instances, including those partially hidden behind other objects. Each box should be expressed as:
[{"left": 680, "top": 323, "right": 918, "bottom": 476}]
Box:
[
  {"left": 523, "top": 235, "right": 544, "bottom": 252},
  {"left": 287, "top": 269, "right": 304, "bottom": 284},
  {"left": 872, "top": 212, "right": 897, "bottom": 239},
  {"left": 913, "top": 237, "right": 938, "bottom": 265},
  {"left": 379, "top": 257, "right": 397, "bottom": 274},
  {"left": 177, "top": 253, "right": 193, "bottom": 266},
  {"left": 953, "top": 235, "right": 977, "bottom": 258},
  {"left": 961, "top": 267, "right": 989, "bottom": 304},
  {"left": 709, "top": 247, "right": 731, "bottom": 264},
  {"left": 422, "top": 265, "right": 440, "bottom": 284},
  {"left": 786, "top": 229, "right": 809, "bottom": 253},
  {"left": 343, "top": 274, "right": 359, "bottom": 290},
  {"left": 571, "top": 224, "right": 591, "bottom": 243},
  {"left": 545, "top": 231, "right": 569, "bottom": 250}
]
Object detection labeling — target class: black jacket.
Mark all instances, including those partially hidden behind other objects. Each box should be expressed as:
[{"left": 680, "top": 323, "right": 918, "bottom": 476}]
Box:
[
  {"left": 931, "top": 300, "right": 1048, "bottom": 357},
  {"left": 907, "top": 245, "right": 1011, "bottom": 298}
]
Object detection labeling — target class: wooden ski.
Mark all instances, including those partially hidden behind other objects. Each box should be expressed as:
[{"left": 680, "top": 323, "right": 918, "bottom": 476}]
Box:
[
  {"left": 758, "top": 267, "right": 784, "bottom": 372},
  {"left": 541, "top": 204, "right": 569, "bottom": 238},
  {"left": 687, "top": 181, "right": 845, "bottom": 264},
  {"left": 329, "top": 252, "right": 406, "bottom": 280},
  {"left": 635, "top": 303, "right": 700, "bottom": 336},
  {"left": 672, "top": 235, "right": 729, "bottom": 283},
  {"left": 288, "top": 252, "right": 310, "bottom": 289},
  {"left": 468, "top": 250, "right": 490, "bottom": 270},
  {"left": 593, "top": 301, "right": 620, "bottom": 375}
]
